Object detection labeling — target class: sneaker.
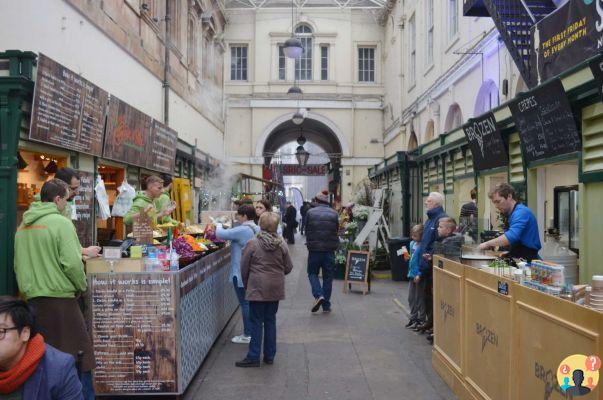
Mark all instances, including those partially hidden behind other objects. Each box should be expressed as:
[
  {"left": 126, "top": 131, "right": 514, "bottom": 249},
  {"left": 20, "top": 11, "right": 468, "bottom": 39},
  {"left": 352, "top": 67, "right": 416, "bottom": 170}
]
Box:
[
  {"left": 405, "top": 319, "right": 416, "bottom": 328},
  {"left": 263, "top": 358, "right": 274, "bottom": 365},
  {"left": 322, "top": 308, "right": 332, "bottom": 314},
  {"left": 235, "top": 358, "right": 260, "bottom": 368},
  {"left": 311, "top": 297, "right": 324, "bottom": 313},
  {"left": 427, "top": 333, "right": 434, "bottom": 344},
  {"left": 231, "top": 335, "right": 251, "bottom": 344}
]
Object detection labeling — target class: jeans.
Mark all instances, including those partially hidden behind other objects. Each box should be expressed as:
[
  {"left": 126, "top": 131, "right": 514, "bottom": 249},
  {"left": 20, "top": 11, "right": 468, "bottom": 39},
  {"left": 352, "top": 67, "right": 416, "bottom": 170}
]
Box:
[
  {"left": 307, "top": 251, "right": 335, "bottom": 310},
  {"left": 408, "top": 278, "right": 426, "bottom": 322},
  {"left": 247, "top": 301, "right": 279, "bottom": 361},
  {"left": 81, "top": 371, "right": 95, "bottom": 400},
  {"left": 233, "top": 277, "right": 251, "bottom": 337}
]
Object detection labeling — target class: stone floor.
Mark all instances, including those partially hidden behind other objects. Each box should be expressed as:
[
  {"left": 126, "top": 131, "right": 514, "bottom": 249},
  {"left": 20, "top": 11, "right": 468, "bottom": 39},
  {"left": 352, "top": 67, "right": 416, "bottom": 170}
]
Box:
[{"left": 182, "top": 235, "right": 456, "bottom": 400}]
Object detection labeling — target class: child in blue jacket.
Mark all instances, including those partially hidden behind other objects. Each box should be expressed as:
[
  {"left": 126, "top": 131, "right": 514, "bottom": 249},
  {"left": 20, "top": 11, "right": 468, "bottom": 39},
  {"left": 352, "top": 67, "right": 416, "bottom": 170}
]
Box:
[{"left": 405, "top": 224, "right": 425, "bottom": 329}]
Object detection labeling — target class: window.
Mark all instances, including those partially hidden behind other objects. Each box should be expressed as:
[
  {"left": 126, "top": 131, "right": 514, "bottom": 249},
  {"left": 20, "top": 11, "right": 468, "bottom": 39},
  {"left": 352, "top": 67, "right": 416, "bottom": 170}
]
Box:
[
  {"left": 230, "top": 45, "right": 248, "bottom": 81},
  {"left": 187, "top": 13, "right": 197, "bottom": 71},
  {"left": 320, "top": 45, "right": 328, "bottom": 81},
  {"left": 358, "top": 47, "right": 375, "bottom": 82},
  {"left": 474, "top": 80, "right": 499, "bottom": 115},
  {"left": 278, "top": 45, "right": 286, "bottom": 80},
  {"left": 409, "top": 15, "right": 416, "bottom": 85},
  {"left": 449, "top": 0, "right": 459, "bottom": 39},
  {"left": 426, "top": 0, "right": 434, "bottom": 65},
  {"left": 169, "top": 1, "right": 181, "bottom": 48},
  {"left": 554, "top": 185, "right": 579, "bottom": 252},
  {"left": 295, "top": 24, "right": 313, "bottom": 81}
]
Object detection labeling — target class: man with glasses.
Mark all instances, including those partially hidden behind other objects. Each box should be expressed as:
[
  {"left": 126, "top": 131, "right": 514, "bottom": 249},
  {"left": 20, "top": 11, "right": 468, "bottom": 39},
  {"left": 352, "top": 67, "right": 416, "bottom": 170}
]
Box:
[
  {"left": 14, "top": 179, "right": 95, "bottom": 399},
  {"left": 0, "top": 296, "right": 83, "bottom": 399}
]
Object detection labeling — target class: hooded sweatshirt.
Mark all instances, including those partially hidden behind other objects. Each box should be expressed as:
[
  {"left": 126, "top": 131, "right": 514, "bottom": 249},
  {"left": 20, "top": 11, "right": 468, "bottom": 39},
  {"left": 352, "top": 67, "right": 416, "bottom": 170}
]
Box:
[
  {"left": 14, "top": 202, "right": 86, "bottom": 299},
  {"left": 124, "top": 191, "right": 172, "bottom": 226},
  {"left": 240, "top": 231, "right": 294, "bottom": 301},
  {"left": 153, "top": 191, "right": 178, "bottom": 225}
]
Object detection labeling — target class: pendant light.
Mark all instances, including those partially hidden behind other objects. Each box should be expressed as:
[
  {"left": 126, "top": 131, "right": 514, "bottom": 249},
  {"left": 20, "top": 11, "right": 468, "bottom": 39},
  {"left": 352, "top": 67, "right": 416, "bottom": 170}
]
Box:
[
  {"left": 284, "top": 0, "right": 303, "bottom": 59},
  {"left": 295, "top": 125, "right": 310, "bottom": 166},
  {"left": 292, "top": 110, "right": 305, "bottom": 125}
]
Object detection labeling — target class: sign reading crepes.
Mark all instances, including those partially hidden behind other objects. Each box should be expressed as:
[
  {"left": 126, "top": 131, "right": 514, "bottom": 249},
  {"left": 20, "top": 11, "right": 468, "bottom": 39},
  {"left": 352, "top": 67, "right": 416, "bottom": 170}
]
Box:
[
  {"left": 281, "top": 164, "right": 328, "bottom": 176},
  {"left": 30, "top": 54, "right": 108, "bottom": 156},
  {"left": 462, "top": 112, "right": 508, "bottom": 171}
]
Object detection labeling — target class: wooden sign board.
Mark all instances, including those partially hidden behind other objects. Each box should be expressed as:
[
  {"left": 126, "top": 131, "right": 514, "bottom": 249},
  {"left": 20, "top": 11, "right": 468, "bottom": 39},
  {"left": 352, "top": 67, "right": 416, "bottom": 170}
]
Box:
[
  {"left": 344, "top": 250, "right": 370, "bottom": 295},
  {"left": 132, "top": 211, "right": 153, "bottom": 244},
  {"left": 73, "top": 171, "right": 94, "bottom": 247},
  {"left": 89, "top": 273, "right": 178, "bottom": 394},
  {"left": 29, "top": 54, "right": 108, "bottom": 156},
  {"left": 149, "top": 119, "right": 177, "bottom": 174}
]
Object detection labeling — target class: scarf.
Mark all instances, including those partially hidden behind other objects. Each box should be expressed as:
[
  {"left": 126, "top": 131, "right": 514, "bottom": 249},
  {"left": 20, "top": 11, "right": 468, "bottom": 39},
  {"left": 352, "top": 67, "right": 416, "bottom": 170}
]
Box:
[
  {"left": 0, "top": 334, "right": 46, "bottom": 394},
  {"left": 257, "top": 231, "right": 283, "bottom": 251}
]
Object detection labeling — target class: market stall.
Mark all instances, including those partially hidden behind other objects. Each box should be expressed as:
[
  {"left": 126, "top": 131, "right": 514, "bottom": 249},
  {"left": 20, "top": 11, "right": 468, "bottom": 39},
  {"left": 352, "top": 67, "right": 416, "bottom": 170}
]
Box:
[{"left": 432, "top": 255, "right": 603, "bottom": 400}]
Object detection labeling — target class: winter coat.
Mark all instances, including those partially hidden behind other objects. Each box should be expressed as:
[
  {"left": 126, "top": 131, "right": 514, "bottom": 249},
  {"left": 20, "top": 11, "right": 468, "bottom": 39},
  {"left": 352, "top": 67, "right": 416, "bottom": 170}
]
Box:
[
  {"left": 284, "top": 206, "right": 298, "bottom": 227},
  {"left": 216, "top": 222, "right": 260, "bottom": 287},
  {"left": 14, "top": 202, "right": 86, "bottom": 299},
  {"left": 418, "top": 206, "right": 447, "bottom": 277},
  {"left": 22, "top": 343, "right": 84, "bottom": 400},
  {"left": 241, "top": 232, "right": 294, "bottom": 301},
  {"left": 407, "top": 241, "right": 422, "bottom": 279},
  {"left": 304, "top": 203, "right": 340, "bottom": 252}
]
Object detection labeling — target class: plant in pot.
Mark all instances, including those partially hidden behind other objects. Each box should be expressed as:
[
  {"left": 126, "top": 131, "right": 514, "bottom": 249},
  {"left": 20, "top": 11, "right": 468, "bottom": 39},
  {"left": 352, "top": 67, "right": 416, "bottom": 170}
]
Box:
[{"left": 334, "top": 251, "right": 347, "bottom": 280}]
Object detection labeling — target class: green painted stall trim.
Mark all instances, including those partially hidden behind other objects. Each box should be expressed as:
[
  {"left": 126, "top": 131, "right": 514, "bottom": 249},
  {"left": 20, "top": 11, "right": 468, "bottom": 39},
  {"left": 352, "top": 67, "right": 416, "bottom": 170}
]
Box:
[
  {"left": 579, "top": 182, "right": 603, "bottom": 282},
  {"left": 527, "top": 152, "right": 580, "bottom": 170},
  {"left": 453, "top": 150, "right": 465, "bottom": 177},
  {"left": 446, "top": 128, "right": 465, "bottom": 143},
  {"left": 582, "top": 102, "right": 603, "bottom": 176},
  {"left": 508, "top": 133, "right": 525, "bottom": 183}
]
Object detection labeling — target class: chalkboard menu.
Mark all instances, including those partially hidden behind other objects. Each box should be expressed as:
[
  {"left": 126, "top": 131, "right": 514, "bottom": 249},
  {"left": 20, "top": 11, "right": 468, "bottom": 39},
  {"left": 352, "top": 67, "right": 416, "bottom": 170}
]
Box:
[
  {"left": 345, "top": 251, "right": 369, "bottom": 283},
  {"left": 103, "top": 96, "right": 153, "bottom": 169},
  {"left": 589, "top": 55, "right": 603, "bottom": 104},
  {"left": 508, "top": 79, "right": 581, "bottom": 163},
  {"left": 462, "top": 113, "right": 508, "bottom": 171},
  {"left": 89, "top": 274, "right": 177, "bottom": 394},
  {"left": 73, "top": 171, "right": 94, "bottom": 248},
  {"left": 132, "top": 211, "right": 154, "bottom": 244},
  {"left": 30, "top": 54, "right": 108, "bottom": 156},
  {"left": 149, "top": 120, "right": 177, "bottom": 174}
]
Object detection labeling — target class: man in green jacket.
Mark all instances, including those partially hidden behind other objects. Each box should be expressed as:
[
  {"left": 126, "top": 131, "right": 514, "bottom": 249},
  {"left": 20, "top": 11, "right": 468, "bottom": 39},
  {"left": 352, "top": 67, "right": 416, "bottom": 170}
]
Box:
[
  {"left": 153, "top": 174, "right": 178, "bottom": 225},
  {"left": 13, "top": 178, "right": 96, "bottom": 399},
  {"left": 124, "top": 175, "right": 176, "bottom": 226}
]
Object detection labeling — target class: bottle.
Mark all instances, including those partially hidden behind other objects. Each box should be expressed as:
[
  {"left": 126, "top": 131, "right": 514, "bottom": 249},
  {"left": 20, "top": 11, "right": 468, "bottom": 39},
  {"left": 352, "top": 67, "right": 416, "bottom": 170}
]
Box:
[
  {"left": 145, "top": 246, "right": 162, "bottom": 272},
  {"left": 585, "top": 286, "right": 592, "bottom": 307},
  {"left": 170, "top": 251, "right": 179, "bottom": 272}
]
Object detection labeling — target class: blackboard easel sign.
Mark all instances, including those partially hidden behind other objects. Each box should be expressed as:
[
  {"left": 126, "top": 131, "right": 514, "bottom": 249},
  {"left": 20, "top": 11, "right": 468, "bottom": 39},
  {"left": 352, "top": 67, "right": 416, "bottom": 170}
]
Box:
[{"left": 344, "top": 250, "right": 371, "bottom": 295}]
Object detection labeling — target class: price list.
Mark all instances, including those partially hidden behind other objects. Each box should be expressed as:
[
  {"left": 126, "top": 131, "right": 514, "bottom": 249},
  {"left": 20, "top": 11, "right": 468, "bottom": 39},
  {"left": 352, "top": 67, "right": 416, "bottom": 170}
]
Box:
[
  {"left": 90, "top": 274, "right": 177, "bottom": 394},
  {"left": 30, "top": 54, "right": 108, "bottom": 156}
]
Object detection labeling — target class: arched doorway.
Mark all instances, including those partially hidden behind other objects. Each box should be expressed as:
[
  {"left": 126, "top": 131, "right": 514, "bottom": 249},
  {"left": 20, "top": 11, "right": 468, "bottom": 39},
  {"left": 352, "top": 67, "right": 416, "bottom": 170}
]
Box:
[
  {"left": 474, "top": 80, "right": 499, "bottom": 116},
  {"left": 444, "top": 103, "right": 463, "bottom": 132}
]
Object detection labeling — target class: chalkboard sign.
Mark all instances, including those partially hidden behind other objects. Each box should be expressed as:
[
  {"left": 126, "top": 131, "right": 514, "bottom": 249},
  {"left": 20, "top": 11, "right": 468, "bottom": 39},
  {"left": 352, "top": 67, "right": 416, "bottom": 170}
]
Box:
[
  {"left": 462, "top": 112, "right": 508, "bottom": 171},
  {"left": 589, "top": 55, "right": 603, "bottom": 104},
  {"left": 89, "top": 273, "right": 178, "bottom": 394},
  {"left": 344, "top": 250, "right": 370, "bottom": 294},
  {"left": 30, "top": 54, "right": 108, "bottom": 156},
  {"left": 103, "top": 96, "right": 153, "bottom": 169},
  {"left": 73, "top": 171, "right": 94, "bottom": 248},
  {"left": 149, "top": 120, "right": 177, "bottom": 174},
  {"left": 508, "top": 79, "right": 581, "bottom": 163},
  {"left": 132, "top": 211, "right": 153, "bottom": 244}
]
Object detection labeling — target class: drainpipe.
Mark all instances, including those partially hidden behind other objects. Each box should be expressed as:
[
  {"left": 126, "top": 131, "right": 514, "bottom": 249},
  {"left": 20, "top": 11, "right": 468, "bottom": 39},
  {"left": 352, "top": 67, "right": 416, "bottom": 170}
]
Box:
[{"left": 164, "top": 1, "right": 171, "bottom": 124}]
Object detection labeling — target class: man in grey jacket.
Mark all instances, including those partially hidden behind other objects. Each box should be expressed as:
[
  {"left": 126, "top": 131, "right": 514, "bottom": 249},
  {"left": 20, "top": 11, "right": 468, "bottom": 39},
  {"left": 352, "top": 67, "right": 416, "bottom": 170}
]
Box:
[{"left": 304, "top": 191, "right": 339, "bottom": 313}]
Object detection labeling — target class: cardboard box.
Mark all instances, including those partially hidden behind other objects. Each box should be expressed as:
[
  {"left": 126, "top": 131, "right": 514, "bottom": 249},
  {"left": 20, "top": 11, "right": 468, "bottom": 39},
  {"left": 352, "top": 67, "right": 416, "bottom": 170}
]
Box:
[{"left": 85, "top": 258, "right": 144, "bottom": 273}]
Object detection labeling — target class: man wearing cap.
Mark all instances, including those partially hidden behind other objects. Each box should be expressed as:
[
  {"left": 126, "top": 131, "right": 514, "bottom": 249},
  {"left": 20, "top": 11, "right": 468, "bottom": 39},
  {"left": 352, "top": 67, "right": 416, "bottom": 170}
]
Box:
[{"left": 304, "top": 191, "right": 339, "bottom": 313}]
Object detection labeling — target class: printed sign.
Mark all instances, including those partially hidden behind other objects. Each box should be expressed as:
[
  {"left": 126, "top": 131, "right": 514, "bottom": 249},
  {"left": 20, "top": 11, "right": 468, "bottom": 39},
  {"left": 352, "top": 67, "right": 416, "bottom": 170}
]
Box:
[
  {"left": 149, "top": 120, "right": 177, "bottom": 174},
  {"left": 73, "top": 171, "right": 95, "bottom": 248},
  {"left": 462, "top": 112, "right": 508, "bottom": 171},
  {"left": 30, "top": 54, "right": 108, "bottom": 156},
  {"left": 281, "top": 164, "right": 329, "bottom": 176},
  {"left": 530, "top": 0, "right": 603, "bottom": 85},
  {"left": 508, "top": 79, "right": 581, "bottom": 163},
  {"left": 498, "top": 281, "right": 509, "bottom": 296}
]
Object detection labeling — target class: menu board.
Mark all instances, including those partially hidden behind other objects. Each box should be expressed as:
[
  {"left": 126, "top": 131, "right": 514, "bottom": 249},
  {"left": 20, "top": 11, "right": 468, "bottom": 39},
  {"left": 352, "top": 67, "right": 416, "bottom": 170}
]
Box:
[
  {"left": 149, "top": 120, "right": 177, "bottom": 174},
  {"left": 90, "top": 274, "right": 177, "bottom": 394},
  {"left": 132, "top": 211, "right": 154, "bottom": 244},
  {"left": 508, "top": 79, "right": 581, "bottom": 163},
  {"left": 103, "top": 96, "right": 153, "bottom": 169},
  {"left": 462, "top": 113, "right": 508, "bottom": 171},
  {"left": 589, "top": 55, "right": 603, "bottom": 104},
  {"left": 30, "top": 54, "right": 108, "bottom": 156},
  {"left": 73, "top": 171, "right": 94, "bottom": 248},
  {"left": 345, "top": 251, "right": 370, "bottom": 283}
]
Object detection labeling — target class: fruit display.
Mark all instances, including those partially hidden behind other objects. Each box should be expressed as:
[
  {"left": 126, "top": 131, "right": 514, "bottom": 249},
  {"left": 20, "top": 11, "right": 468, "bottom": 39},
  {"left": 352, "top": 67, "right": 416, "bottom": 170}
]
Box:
[
  {"left": 172, "top": 237, "right": 195, "bottom": 259},
  {"left": 182, "top": 234, "right": 202, "bottom": 251},
  {"left": 184, "top": 224, "right": 204, "bottom": 235}
]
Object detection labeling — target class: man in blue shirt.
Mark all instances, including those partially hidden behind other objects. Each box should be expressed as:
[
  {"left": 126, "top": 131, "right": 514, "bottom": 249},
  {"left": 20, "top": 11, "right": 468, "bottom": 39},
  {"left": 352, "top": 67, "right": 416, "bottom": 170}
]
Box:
[{"left": 479, "top": 183, "right": 541, "bottom": 261}]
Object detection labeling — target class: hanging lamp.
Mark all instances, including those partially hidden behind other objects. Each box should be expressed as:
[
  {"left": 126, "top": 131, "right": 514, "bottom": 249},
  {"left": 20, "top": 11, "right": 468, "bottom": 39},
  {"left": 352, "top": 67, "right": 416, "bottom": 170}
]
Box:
[{"left": 284, "top": 0, "right": 303, "bottom": 59}]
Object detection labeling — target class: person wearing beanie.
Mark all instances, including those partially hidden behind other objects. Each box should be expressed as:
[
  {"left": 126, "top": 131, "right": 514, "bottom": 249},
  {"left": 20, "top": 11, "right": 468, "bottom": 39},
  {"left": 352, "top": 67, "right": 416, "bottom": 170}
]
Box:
[{"left": 304, "top": 190, "right": 339, "bottom": 313}]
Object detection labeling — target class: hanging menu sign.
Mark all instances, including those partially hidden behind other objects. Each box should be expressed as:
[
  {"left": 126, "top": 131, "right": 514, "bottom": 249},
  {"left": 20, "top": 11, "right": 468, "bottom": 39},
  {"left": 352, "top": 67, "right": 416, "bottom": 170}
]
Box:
[
  {"left": 73, "top": 171, "right": 94, "bottom": 248},
  {"left": 508, "top": 79, "right": 581, "bottom": 163},
  {"left": 589, "top": 54, "right": 603, "bottom": 103},
  {"left": 103, "top": 96, "right": 153, "bottom": 169},
  {"left": 89, "top": 274, "right": 178, "bottom": 394},
  {"left": 30, "top": 54, "right": 108, "bottom": 156},
  {"left": 149, "top": 120, "right": 177, "bottom": 174},
  {"left": 462, "top": 112, "right": 508, "bottom": 171}
]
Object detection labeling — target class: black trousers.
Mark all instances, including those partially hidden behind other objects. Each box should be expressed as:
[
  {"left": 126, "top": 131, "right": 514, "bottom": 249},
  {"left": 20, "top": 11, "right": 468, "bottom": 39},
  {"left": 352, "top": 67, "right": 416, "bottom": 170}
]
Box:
[
  {"left": 424, "top": 274, "right": 433, "bottom": 327},
  {"left": 283, "top": 224, "right": 295, "bottom": 243}
]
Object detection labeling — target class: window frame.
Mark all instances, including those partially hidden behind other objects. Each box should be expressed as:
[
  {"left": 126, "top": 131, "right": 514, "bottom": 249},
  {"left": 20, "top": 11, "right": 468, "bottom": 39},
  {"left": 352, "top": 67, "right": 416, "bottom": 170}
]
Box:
[
  {"left": 409, "top": 14, "right": 416, "bottom": 87},
  {"left": 426, "top": 0, "right": 434, "bottom": 66},
  {"left": 320, "top": 45, "right": 329, "bottom": 81},
  {"left": 278, "top": 44, "right": 286, "bottom": 81},
  {"left": 448, "top": 0, "right": 459, "bottom": 40},
  {"left": 295, "top": 24, "right": 313, "bottom": 81},
  {"left": 358, "top": 46, "right": 376, "bottom": 83},
  {"left": 230, "top": 44, "right": 248, "bottom": 81}
]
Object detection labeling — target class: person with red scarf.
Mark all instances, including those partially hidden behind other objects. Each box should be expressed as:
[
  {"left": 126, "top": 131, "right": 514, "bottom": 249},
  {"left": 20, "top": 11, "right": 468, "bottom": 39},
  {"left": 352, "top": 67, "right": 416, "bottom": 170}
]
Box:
[{"left": 0, "top": 297, "right": 83, "bottom": 399}]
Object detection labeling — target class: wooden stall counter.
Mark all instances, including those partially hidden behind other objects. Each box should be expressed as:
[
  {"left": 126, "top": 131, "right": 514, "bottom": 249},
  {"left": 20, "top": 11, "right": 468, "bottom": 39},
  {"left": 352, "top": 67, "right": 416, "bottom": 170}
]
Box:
[
  {"left": 432, "top": 256, "right": 603, "bottom": 400},
  {"left": 87, "top": 247, "right": 235, "bottom": 396}
]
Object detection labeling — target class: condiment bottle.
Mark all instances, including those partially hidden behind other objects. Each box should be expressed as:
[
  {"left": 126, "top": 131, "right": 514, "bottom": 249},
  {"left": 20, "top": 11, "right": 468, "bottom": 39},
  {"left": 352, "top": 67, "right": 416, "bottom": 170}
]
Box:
[{"left": 585, "top": 286, "right": 592, "bottom": 307}]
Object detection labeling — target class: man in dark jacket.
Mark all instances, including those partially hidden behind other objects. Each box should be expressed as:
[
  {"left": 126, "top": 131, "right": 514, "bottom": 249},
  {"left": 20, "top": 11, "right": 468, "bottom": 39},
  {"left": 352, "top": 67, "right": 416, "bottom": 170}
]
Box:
[
  {"left": 0, "top": 296, "right": 83, "bottom": 399},
  {"left": 413, "top": 192, "right": 447, "bottom": 336},
  {"left": 283, "top": 202, "right": 298, "bottom": 244},
  {"left": 304, "top": 191, "right": 339, "bottom": 313},
  {"left": 300, "top": 201, "right": 311, "bottom": 236}
]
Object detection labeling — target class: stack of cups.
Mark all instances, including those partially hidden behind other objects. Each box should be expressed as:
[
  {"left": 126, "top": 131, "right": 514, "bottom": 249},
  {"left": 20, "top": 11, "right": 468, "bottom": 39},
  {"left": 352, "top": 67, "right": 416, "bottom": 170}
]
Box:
[{"left": 590, "top": 276, "right": 603, "bottom": 311}]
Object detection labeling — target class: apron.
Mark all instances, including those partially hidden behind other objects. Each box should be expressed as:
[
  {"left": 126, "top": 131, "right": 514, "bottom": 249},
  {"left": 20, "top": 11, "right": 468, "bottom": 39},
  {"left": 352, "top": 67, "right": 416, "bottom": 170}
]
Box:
[{"left": 506, "top": 203, "right": 540, "bottom": 262}]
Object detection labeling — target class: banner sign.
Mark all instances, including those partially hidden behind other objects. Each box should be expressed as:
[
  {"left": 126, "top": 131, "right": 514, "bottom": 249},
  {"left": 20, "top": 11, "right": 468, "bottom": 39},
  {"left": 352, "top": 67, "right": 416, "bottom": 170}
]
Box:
[
  {"left": 281, "top": 164, "right": 328, "bottom": 176},
  {"left": 530, "top": 0, "right": 603, "bottom": 84},
  {"left": 508, "top": 79, "right": 581, "bottom": 163},
  {"left": 30, "top": 54, "right": 108, "bottom": 156},
  {"left": 462, "top": 112, "right": 508, "bottom": 171}
]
